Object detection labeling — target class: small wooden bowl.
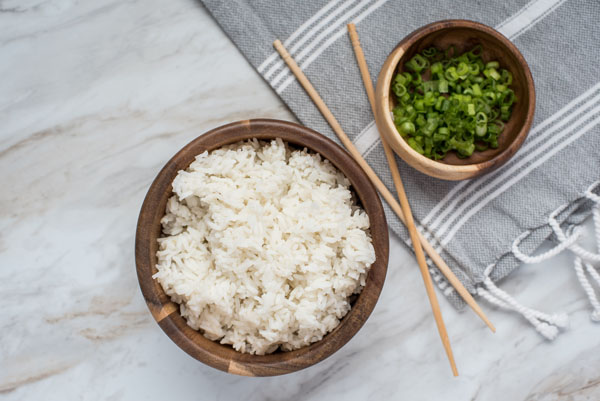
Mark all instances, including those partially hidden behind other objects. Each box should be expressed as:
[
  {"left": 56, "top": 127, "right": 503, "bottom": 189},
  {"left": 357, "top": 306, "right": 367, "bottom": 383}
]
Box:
[
  {"left": 375, "top": 20, "right": 535, "bottom": 180},
  {"left": 135, "top": 119, "right": 389, "bottom": 377}
]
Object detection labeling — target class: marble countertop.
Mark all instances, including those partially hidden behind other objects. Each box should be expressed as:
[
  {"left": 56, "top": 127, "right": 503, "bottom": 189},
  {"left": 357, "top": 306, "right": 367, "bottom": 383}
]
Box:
[{"left": 2, "top": 1, "right": 599, "bottom": 400}]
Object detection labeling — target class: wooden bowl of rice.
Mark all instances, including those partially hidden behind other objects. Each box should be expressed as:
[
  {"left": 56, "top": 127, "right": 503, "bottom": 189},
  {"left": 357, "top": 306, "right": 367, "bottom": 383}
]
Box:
[{"left": 135, "top": 119, "right": 389, "bottom": 377}]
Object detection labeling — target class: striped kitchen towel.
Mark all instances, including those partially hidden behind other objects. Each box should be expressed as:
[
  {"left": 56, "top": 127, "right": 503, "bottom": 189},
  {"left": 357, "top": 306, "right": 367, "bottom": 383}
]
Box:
[{"left": 201, "top": 0, "right": 600, "bottom": 338}]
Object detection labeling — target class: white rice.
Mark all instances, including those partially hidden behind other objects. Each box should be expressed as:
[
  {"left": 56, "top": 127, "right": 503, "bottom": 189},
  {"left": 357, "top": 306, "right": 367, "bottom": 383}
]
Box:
[{"left": 154, "top": 138, "right": 375, "bottom": 355}]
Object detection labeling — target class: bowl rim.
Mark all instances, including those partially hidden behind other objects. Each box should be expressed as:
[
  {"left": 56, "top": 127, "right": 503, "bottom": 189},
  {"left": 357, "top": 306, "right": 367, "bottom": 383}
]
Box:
[
  {"left": 135, "top": 119, "right": 389, "bottom": 377},
  {"left": 375, "top": 19, "right": 536, "bottom": 180}
]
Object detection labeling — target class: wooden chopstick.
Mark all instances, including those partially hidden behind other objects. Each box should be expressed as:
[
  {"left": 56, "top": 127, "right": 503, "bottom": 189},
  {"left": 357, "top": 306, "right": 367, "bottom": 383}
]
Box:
[
  {"left": 347, "top": 23, "right": 458, "bottom": 375},
  {"left": 342, "top": 26, "right": 494, "bottom": 335},
  {"left": 273, "top": 36, "right": 497, "bottom": 369},
  {"left": 272, "top": 38, "right": 495, "bottom": 336}
]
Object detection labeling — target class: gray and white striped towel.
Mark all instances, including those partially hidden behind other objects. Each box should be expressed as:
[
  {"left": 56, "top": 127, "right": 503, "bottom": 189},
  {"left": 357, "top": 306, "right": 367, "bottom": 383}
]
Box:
[{"left": 201, "top": 0, "right": 600, "bottom": 329}]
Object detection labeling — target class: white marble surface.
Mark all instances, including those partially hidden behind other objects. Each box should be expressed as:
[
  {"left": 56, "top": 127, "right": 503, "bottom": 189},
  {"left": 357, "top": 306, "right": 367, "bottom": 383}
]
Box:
[{"left": 1, "top": 1, "right": 600, "bottom": 400}]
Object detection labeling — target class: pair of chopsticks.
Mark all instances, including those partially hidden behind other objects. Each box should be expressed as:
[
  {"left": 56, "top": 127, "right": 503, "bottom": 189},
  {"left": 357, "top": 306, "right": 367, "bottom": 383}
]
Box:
[{"left": 273, "top": 25, "right": 495, "bottom": 376}]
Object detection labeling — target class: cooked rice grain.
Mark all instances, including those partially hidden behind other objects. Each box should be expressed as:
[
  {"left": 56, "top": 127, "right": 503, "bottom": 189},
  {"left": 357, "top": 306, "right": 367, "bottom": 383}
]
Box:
[{"left": 154, "top": 139, "right": 375, "bottom": 354}]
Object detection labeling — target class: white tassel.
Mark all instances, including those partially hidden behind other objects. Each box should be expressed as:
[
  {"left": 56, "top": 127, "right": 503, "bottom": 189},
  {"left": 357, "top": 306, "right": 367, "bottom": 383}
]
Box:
[
  {"left": 587, "top": 183, "right": 600, "bottom": 251},
  {"left": 592, "top": 216, "right": 600, "bottom": 253},
  {"left": 574, "top": 257, "right": 600, "bottom": 322},
  {"left": 477, "top": 287, "right": 569, "bottom": 329},
  {"left": 512, "top": 228, "right": 581, "bottom": 264},
  {"left": 512, "top": 182, "right": 600, "bottom": 325},
  {"left": 480, "top": 181, "right": 600, "bottom": 337},
  {"left": 585, "top": 263, "right": 600, "bottom": 322},
  {"left": 546, "top": 191, "right": 600, "bottom": 264},
  {"left": 569, "top": 244, "right": 600, "bottom": 264},
  {"left": 547, "top": 312, "right": 570, "bottom": 328},
  {"left": 477, "top": 265, "right": 568, "bottom": 340},
  {"left": 594, "top": 205, "right": 600, "bottom": 250},
  {"left": 585, "top": 261, "right": 600, "bottom": 287},
  {"left": 582, "top": 188, "right": 600, "bottom": 321}
]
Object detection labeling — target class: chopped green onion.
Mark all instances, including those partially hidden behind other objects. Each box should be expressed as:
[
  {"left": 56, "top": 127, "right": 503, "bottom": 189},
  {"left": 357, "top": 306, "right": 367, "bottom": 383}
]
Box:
[
  {"left": 468, "top": 45, "right": 482, "bottom": 59},
  {"left": 431, "top": 62, "right": 443, "bottom": 76},
  {"left": 476, "top": 111, "right": 488, "bottom": 125},
  {"left": 406, "top": 54, "right": 429, "bottom": 73},
  {"left": 501, "top": 69, "right": 513, "bottom": 85},
  {"left": 500, "top": 105, "right": 512, "bottom": 121},
  {"left": 500, "top": 89, "right": 516, "bottom": 106},
  {"left": 407, "top": 137, "right": 424, "bottom": 154},
  {"left": 422, "top": 47, "right": 438, "bottom": 58},
  {"left": 399, "top": 92, "right": 411, "bottom": 104},
  {"left": 414, "top": 99, "right": 425, "bottom": 111},
  {"left": 467, "top": 103, "right": 476, "bottom": 115},
  {"left": 435, "top": 96, "right": 444, "bottom": 111},
  {"left": 469, "top": 63, "right": 480, "bottom": 76},
  {"left": 484, "top": 68, "right": 501, "bottom": 81},
  {"left": 424, "top": 92, "right": 436, "bottom": 106},
  {"left": 438, "top": 79, "right": 449, "bottom": 93},
  {"left": 475, "top": 124, "right": 487, "bottom": 137},
  {"left": 433, "top": 133, "right": 446, "bottom": 142},
  {"left": 483, "top": 91, "right": 496, "bottom": 104},
  {"left": 445, "top": 66, "right": 460, "bottom": 81},
  {"left": 393, "top": 82, "right": 407, "bottom": 98},
  {"left": 399, "top": 121, "right": 416, "bottom": 135},
  {"left": 423, "top": 80, "right": 437, "bottom": 93},
  {"left": 412, "top": 72, "right": 422, "bottom": 85},
  {"left": 395, "top": 74, "right": 408, "bottom": 86},
  {"left": 391, "top": 45, "right": 515, "bottom": 159},
  {"left": 456, "top": 62, "right": 470, "bottom": 78}
]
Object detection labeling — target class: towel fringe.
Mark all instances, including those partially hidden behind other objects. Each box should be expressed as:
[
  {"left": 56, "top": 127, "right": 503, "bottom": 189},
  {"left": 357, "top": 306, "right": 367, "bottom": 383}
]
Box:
[
  {"left": 574, "top": 257, "right": 600, "bottom": 322},
  {"left": 477, "top": 265, "right": 568, "bottom": 340},
  {"left": 478, "top": 180, "right": 600, "bottom": 339}
]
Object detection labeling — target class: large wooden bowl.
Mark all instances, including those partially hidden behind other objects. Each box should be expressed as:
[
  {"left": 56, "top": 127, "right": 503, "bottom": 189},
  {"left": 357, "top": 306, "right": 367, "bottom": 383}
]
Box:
[
  {"left": 135, "top": 119, "right": 389, "bottom": 376},
  {"left": 375, "top": 20, "right": 535, "bottom": 180}
]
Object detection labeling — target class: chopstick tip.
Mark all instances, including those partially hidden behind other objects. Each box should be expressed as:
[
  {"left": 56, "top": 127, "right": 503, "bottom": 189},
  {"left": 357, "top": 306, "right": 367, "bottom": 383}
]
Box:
[
  {"left": 347, "top": 23, "right": 358, "bottom": 38},
  {"left": 448, "top": 351, "right": 459, "bottom": 377},
  {"left": 478, "top": 311, "right": 496, "bottom": 333}
]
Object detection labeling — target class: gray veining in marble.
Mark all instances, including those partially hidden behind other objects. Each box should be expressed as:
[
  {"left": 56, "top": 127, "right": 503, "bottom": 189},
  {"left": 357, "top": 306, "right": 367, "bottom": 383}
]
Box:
[{"left": 1, "top": 1, "right": 599, "bottom": 400}]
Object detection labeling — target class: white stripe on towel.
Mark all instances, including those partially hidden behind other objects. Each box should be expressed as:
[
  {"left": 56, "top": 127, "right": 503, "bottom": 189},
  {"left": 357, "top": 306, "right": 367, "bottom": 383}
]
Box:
[
  {"left": 275, "top": 0, "right": 389, "bottom": 94},
  {"left": 257, "top": 0, "right": 343, "bottom": 73},
  {"left": 497, "top": 0, "right": 567, "bottom": 40},
  {"left": 422, "top": 82, "right": 600, "bottom": 231},
  {"left": 423, "top": 85, "right": 600, "bottom": 238},
  {"left": 441, "top": 109, "right": 600, "bottom": 245},
  {"left": 427, "top": 83, "right": 600, "bottom": 244},
  {"left": 354, "top": 121, "right": 379, "bottom": 155},
  {"left": 272, "top": 0, "right": 378, "bottom": 90},
  {"left": 263, "top": 0, "right": 356, "bottom": 80}
]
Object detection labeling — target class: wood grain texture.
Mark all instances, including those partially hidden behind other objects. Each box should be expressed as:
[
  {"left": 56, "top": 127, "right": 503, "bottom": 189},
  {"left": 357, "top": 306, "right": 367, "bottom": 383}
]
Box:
[
  {"left": 348, "top": 23, "right": 459, "bottom": 376},
  {"left": 375, "top": 20, "right": 536, "bottom": 180},
  {"left": 135, "top": 119, "right": 389, "bottom": 377}
]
